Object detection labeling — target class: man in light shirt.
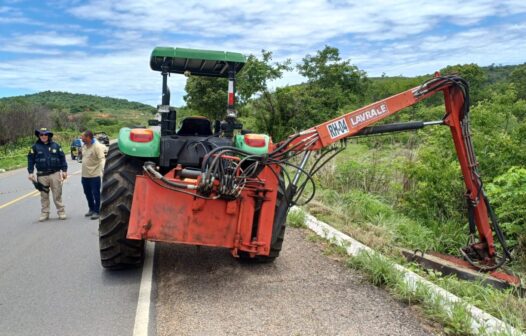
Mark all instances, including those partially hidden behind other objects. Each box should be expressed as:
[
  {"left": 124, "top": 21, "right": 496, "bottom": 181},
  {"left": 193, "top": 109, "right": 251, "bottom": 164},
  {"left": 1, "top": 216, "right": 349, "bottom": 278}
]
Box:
[{"left": 80, "top": 130, "right": 106, "bottom": 220}]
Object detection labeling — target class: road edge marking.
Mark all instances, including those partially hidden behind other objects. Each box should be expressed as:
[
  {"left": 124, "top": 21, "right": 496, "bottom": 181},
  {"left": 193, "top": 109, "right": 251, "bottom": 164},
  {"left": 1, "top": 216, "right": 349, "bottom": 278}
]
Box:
[
  {"left": 0, "top": 169, "right": 81, "bottom": 210},
  {"left": 133, "top": 241, "right": 155, "bottom": 336},
  {"left": 0, "top": 190, "right": 39, "bottom": 209}
]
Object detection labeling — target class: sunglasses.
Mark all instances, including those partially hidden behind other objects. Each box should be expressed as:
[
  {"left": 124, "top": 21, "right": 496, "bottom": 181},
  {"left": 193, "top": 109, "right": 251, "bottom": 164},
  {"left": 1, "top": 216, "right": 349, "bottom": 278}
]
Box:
[{"left": 39, "top": 134, "right": 49, "bottom": 136}]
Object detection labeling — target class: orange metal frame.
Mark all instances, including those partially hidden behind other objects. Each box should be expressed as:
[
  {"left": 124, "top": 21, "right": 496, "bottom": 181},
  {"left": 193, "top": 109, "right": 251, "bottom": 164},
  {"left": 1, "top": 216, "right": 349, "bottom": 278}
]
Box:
[{"left": 127, "top": 165, "right": 280, "bottom": 257}]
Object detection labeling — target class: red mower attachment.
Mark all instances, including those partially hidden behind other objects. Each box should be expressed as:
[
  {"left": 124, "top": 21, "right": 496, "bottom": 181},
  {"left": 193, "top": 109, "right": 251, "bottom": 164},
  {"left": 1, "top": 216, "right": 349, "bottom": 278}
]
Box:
[{"left": 127, "top": 162, "right": 281, "bottom": 258}]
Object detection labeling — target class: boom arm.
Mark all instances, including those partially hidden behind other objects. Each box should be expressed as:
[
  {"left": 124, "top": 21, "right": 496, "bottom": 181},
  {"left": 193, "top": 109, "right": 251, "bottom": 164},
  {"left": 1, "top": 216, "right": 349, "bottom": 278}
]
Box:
[
  {"left": 278, "top": 75, "right": 510, "bottom": 269},
  {"left": 286, "top": 76, "right": 461, "bottom": 150}
]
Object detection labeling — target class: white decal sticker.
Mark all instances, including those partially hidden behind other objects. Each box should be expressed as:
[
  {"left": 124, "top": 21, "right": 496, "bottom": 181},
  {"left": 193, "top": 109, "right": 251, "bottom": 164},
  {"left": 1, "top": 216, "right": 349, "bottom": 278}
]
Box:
[
  {"left": 327, "top": 118, "right": 350, "bottom": 139},
  {"left": 349, "top": 103, "right": 389, "bottom": 127}
]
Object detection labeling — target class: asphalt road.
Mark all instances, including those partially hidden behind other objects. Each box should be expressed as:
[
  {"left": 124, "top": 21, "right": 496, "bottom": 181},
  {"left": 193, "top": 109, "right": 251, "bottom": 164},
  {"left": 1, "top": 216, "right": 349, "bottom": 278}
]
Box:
[{"left": 0, "top": 160, "right": 142, "bottom": 336}]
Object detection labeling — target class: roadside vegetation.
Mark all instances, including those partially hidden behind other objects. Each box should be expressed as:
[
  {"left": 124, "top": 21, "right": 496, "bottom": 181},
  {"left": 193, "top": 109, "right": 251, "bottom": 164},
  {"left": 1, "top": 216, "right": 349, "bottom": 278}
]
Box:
[
  {"left": 348, "top": 250, "right": 525, "bottom": 335},
  {"left": 0, "top": 92, "right": 155, "bottom": 170}
]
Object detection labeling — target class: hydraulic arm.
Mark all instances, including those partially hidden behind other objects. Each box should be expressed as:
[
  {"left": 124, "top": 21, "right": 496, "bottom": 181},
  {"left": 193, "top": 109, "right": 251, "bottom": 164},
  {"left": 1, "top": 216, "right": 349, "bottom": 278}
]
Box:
[{"left": 276, "top": 74, "right": 511, "bottom": 271}]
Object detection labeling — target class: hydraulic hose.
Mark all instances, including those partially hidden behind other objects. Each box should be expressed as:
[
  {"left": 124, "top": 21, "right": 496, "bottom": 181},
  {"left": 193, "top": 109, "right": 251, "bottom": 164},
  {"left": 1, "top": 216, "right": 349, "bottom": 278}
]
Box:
[{"left": 143, "top": 161, "right": 195, "bottom": 189}]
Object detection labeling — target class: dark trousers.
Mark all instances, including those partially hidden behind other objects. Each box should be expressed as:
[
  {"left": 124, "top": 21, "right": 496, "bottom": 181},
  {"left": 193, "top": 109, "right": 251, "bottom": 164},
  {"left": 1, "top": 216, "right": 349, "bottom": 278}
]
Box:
[{"left": 82, "top": 176, "right": 101, "bottom": 214}]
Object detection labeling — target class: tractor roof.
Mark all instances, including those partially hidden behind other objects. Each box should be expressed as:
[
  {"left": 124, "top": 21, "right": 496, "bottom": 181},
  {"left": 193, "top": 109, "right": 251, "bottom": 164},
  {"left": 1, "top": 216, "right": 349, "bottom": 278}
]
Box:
[{"left": 150, "top": 47, "right": 246, "bottom": 77}]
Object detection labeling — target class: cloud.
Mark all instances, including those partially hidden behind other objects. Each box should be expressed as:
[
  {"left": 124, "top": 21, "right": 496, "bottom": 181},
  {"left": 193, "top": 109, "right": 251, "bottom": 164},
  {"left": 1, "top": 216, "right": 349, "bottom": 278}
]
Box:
[
  {"left": 352, "top": 23, "right": 526, "bottom": 76},
  {"left": 67, "top": 0, "right": 526, "bottom": 44},
  {"left": 0, "top": 47, "right": 168, "bottom": 106},
  {"left": 0, "top": 0, "right": 525, "bottom": 105},
  {"left": 0, "top": 31, "right": 88, "bottom": 56},
  {"left": 18, "top": 32, "right": 88, "bottom": 47},
  {"left": 0, "top": 5, "right": 32, "bottom": 24}
]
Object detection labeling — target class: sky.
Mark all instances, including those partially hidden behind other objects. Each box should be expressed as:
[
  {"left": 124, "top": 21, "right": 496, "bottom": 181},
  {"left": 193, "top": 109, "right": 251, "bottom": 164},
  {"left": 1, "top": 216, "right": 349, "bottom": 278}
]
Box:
[{"left": 0, "top": 0, "right": 525, "bottom": 107}]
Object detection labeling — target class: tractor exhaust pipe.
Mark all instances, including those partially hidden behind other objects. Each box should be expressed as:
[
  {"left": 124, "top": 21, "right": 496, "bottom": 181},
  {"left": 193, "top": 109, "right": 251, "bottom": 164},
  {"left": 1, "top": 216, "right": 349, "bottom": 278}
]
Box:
[
  {"left": 226, "top": 63, "right": 236, "bottom": 118},
  {"left": 161, "top": 68, "right": 170, "bottom": 105},
  {"left": 159, "top": 67, "right": 176, "bottom": 136}
]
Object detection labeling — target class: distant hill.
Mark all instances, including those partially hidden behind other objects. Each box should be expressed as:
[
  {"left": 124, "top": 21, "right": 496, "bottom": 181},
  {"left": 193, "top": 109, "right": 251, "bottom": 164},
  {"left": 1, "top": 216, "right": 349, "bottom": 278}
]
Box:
[
  {"left": 368, "top": 63, "right": 523, "bottom": 82},
  {"left": 0, "top": 91, "right": 155, "bottom": 114},
  {"left": 0, "top": 91, "right": 157, "bottom": 146},
  {"left": 482, "top": 63, "right": 525, "bottom": 83}
]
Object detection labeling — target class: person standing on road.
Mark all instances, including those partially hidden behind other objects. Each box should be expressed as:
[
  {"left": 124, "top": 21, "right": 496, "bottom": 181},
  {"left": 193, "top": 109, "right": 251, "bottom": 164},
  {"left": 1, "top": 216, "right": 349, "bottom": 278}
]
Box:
[
  {"left": 27, "top": 128, "right": 68, "bottom": 221},
  {"left": 80, "top": 130, "right": 106, "bottom": 220}
]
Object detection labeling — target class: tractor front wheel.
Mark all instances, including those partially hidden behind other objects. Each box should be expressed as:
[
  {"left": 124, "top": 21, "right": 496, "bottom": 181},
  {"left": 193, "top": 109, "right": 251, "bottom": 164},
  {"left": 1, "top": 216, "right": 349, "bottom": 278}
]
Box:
[{"left": 99, "top": 143, "right": 145, "bottom": 269}]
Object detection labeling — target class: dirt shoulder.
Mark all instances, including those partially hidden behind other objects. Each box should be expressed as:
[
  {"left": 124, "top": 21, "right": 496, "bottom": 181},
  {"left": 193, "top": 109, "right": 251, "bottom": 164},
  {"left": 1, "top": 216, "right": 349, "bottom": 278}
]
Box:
[{"left": 155, "top": 227, "right": 437, "bottom": 336}]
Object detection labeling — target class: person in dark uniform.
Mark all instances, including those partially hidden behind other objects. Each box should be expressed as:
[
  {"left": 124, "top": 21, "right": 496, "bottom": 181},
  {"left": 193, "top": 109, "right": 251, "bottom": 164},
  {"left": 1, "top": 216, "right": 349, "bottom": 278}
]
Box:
[{"left": 27, "top": 128, "right": 68, "bottom": 221}]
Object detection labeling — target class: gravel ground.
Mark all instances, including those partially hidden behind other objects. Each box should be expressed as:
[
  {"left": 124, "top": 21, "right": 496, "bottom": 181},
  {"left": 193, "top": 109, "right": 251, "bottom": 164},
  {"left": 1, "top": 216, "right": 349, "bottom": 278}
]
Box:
[{"left": 155, "top": 227, "right": 438, "bottom": 336}]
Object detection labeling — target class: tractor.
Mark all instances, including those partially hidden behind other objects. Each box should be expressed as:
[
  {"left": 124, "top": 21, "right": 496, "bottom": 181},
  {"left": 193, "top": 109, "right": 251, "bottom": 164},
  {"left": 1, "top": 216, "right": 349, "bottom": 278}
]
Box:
[
  {"left": 98, "top": 47, "right": 518, "bottom": 288},
  {"left": 99, "top": 47, "right": 287, "bottom": 268}
]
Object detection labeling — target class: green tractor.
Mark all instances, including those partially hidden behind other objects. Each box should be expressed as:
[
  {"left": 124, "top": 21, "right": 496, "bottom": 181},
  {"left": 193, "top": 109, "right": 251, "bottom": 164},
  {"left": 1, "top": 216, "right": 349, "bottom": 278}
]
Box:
[{"left": 99, "top": 47, "right": 284, "bottom": 269}]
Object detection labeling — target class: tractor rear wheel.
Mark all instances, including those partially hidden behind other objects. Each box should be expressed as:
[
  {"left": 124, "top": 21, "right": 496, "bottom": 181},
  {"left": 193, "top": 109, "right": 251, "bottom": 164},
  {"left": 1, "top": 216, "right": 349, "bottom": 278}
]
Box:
[
  {"left": 239, "top": 174, "right": 287, "bottom": 263},
  {"left": 99, "top": 143, "right": 145, "bottom": 269}
]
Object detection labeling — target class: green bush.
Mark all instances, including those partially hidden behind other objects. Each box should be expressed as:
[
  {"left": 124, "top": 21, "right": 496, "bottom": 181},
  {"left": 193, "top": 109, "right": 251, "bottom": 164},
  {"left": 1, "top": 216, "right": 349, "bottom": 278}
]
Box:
[
  {"left": 486, "top": 167, "right": 526, "bottom": 264},
  {"left": 95, "top": 118, "right": 118, "bottom": 126},
  {"left": 399, "top": 130, "right": 465, "bottom": 223}
]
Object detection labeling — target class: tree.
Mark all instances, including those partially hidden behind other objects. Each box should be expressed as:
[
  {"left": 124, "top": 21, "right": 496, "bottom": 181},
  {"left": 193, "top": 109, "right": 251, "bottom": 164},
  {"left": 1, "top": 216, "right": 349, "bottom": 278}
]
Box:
[
  {"left": 246, "top": 46, "right": 369, "bottom": 140},
  {"left": 510, "top": 64, "right": 526, "bottom": 100},
  {"left": 183, "top": 50, "right": 291, "bottom": 121},
  {"left": 440, "top": 64, "right": 487, "bottom": 102},
  {"left": 251, "top": 85, "right": 307, "bottom": 141},
  {"left": 183, "top": 77, "right": 228, "bottom": 121},
  {"left": 236, "top": 50, "right": 292, "bottom": 103},
  {"left": 296, "top": 46, "right": 367, "bottom": 121},
  {"left": 0, "top": 102, "right": 51, "bottom": 146},
  {"left": 486, "top": 167, "right": 526, "bottom": 262},
  {"left": 298, "top": 46, "right": 366, "bottom": 97}
]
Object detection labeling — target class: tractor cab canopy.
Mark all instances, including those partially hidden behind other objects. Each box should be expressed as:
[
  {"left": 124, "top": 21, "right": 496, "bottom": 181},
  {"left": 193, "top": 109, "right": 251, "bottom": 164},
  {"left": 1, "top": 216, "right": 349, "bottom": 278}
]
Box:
[{"left": 150, "top": 47, "right": 246, "bottom": 77}]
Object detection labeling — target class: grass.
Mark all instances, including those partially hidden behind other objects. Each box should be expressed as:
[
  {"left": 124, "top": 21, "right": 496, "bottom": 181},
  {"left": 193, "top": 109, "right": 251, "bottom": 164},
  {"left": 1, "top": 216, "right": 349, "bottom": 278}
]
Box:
[
  {"left": 345, "top": 250, "right": 525, "bottom": 335},
  {"left": 0, "top": 147, "right": 27, "bottom": 170},
  {"left": 423, "top": 271, "right": 526, "bottom": 332},
  {"left": 306, "top": 186, "right": 470, "bottom": 254},
  {"left": 302, "top": 191, "right": 526, "bottom": 332},
  {"left": 287, "top": 207, "right": 306, "bottom": 228},
  {"left": 0, "top": 137, "right": 34, "bottom": 170},
  {"left": 347, "top": 251, "right": 476, "bottom": 335}
]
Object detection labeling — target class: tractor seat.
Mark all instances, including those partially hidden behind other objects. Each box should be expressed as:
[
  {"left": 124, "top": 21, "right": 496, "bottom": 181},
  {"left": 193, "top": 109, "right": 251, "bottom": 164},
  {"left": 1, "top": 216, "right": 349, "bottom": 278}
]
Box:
[{"left": 176, "top": 117, "right": 213, "bottom": 136}]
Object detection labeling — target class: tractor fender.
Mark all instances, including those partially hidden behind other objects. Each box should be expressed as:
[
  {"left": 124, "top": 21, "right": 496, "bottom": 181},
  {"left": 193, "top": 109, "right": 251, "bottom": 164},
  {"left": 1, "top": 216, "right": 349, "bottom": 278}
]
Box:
[
  {"left": 234, "top": 134, "right": 271, "bottom": 154},
  {"left": 117, "top": 127, "right": 160, "bottom": 158}
]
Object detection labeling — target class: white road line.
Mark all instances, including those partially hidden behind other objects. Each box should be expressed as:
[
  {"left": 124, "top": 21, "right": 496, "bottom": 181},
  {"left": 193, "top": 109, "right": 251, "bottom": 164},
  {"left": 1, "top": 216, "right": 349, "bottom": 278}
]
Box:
[{"left": 133, "top": 241, "right": 155, "bottom": 336}]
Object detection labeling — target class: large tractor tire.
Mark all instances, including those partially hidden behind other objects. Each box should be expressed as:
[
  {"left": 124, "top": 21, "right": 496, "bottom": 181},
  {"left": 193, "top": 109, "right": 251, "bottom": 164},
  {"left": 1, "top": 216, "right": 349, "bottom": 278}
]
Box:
[
  {"left": 239, "top": 174, "right": 288, "bottom": 263},
  {"left": 99, "top": 143, "right": 145, "bottom": 269}
]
